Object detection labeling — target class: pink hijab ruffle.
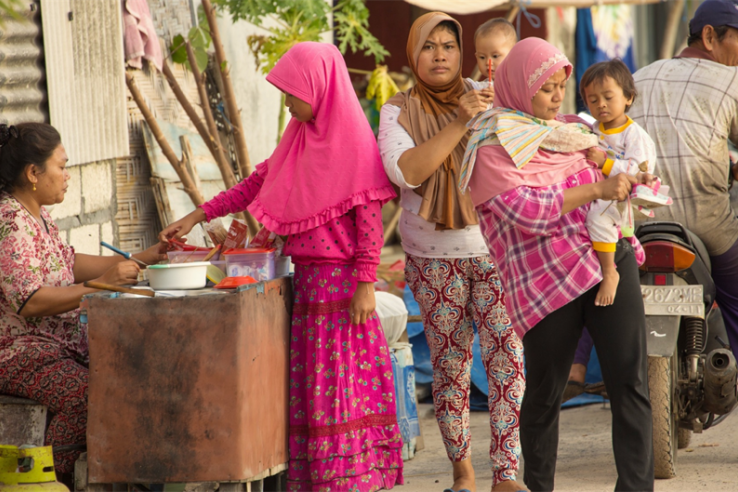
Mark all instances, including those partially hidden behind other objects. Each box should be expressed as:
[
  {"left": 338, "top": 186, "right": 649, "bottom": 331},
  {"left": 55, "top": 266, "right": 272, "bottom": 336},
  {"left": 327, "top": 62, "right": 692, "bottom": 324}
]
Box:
[
  {"left": 248, "top": 42, "right": 396, "bottom": 235},
  {"left": 467, "top": 38, "right": 598, "bottom": 207}
]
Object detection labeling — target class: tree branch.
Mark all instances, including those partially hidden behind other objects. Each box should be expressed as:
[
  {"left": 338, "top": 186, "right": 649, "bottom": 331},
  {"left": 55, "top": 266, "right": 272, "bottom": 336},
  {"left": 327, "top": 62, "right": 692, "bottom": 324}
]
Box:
[{"left": 125, "top": 72, "right": 205, "bottom": 207}]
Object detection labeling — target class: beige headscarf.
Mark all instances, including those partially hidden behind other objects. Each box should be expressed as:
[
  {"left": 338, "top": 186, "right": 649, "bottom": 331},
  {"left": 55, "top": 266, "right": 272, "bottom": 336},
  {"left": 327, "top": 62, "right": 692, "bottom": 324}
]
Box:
[{"left": 386, "top": 11, "right": 477, "bottom": 230}]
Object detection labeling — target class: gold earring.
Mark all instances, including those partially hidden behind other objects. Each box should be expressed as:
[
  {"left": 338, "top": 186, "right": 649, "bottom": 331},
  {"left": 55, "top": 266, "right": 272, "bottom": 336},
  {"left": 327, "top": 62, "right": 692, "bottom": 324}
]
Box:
[{"left": 32, "top": 183, "right": 36, "bottom": 191}]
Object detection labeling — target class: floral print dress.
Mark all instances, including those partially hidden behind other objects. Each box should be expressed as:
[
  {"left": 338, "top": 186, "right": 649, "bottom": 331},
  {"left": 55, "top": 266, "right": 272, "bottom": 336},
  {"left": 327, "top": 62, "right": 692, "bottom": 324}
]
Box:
[{"left": 0, "top": 192, "right": 88, "bottom": 474}]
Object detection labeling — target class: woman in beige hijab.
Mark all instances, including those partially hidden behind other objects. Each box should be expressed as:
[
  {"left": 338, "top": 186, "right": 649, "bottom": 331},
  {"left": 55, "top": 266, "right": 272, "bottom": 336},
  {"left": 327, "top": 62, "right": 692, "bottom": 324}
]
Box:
[{"left": 379, "top": 12, "right": 526, "bottom": 492}]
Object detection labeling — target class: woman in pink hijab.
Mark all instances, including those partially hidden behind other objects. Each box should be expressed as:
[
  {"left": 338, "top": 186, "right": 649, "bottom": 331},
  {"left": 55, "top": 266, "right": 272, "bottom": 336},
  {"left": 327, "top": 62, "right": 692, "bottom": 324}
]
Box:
[
  {"left": 160, "top": 42, "right": 402, "bottom": 491},
  {"left": 460, "top": 38, "right": 655, "bottom": 492}
]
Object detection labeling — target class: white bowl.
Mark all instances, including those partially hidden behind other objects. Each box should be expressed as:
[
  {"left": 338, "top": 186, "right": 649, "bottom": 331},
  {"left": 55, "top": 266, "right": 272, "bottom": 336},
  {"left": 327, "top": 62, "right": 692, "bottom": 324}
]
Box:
[{"left": 146, "top": 262, "right": 210, "bottom": 290}]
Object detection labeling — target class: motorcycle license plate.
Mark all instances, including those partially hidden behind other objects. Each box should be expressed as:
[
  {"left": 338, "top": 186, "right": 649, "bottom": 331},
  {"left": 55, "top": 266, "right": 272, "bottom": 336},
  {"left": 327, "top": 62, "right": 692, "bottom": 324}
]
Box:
[{"left": 641, "top": 285, "right": 704, "bottom": 317}]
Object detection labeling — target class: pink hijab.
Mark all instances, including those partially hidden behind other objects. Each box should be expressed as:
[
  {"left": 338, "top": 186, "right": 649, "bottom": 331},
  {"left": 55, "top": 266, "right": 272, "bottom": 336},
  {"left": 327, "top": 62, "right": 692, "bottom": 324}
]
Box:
[
  {"left": 247, "top": 42, "right": 396, "bottom": 235},
  {"left": 467, "top": 38, "right": 597, "bottom": 207}
]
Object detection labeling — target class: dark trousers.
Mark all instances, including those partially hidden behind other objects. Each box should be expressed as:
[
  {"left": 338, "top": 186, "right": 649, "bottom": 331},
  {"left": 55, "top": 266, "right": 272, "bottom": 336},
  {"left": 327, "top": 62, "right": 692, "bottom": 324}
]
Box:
[
  {"left": 710, "top": 238, "right": 738, "bottom": 362},
  {"left": 520, "top": 241, "right": 654, "bottom": 492}
]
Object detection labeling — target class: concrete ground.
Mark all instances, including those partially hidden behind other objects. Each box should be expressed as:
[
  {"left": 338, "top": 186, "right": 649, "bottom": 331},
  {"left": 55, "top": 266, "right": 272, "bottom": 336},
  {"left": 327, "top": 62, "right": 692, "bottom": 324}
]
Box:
[{"left": 401, "top": 403, "right": 738, "bottom": 492}]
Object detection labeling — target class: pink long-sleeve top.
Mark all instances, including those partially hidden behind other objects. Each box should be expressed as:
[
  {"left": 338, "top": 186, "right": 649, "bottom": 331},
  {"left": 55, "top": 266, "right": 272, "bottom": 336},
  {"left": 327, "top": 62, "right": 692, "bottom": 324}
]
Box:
[
  {"left": 200, "top": 162, "right": 383, "bottom": 283},
  {"left": 476, "top": 166, "right": 644, "bottom": 339}
]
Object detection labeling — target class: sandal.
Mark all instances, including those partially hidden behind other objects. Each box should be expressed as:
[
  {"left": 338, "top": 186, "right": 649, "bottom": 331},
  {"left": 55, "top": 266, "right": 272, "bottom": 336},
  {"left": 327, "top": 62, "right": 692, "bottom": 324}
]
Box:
[{"left": 562, "top": 380, "right": 586, "bottom": 402}]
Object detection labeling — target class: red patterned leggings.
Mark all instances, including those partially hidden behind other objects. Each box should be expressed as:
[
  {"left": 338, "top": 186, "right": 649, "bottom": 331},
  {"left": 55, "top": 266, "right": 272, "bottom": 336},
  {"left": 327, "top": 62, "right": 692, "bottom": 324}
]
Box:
[
  {"left": 0, "top": 340, "right": 88, "bottom": 474},
  {"left": 405, "top": 254, "right": 525, "bottom": 485}
]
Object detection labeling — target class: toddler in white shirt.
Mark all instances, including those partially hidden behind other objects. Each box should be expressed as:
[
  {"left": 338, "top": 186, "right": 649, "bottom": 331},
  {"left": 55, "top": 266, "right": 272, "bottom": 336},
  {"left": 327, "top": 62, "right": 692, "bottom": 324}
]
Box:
[{"left": 581, "top": 60, "right": 660, "bottom": 306}]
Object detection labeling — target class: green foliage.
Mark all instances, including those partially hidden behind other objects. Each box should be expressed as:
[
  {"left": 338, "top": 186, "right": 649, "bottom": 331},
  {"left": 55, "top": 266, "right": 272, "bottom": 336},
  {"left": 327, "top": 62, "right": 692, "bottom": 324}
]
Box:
[
  {"left": 0, "top": 0, "right": 25, "bottom": 24},
  {"left": 169, "top": 23, "right": 212, "bottom": 72},
  {"left": 213, "top": 0, "right": 388, "bottom": 74}
]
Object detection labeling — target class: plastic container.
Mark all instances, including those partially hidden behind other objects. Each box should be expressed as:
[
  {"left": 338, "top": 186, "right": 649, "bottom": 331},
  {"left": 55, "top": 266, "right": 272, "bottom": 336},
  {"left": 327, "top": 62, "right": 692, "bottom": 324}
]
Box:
[
  {"left": 223, "top": 248, "right": 276, "bottom": 281},
  {"left": 275, "top": 256, "right": 291, "bottom": 277},
  {"left": 167, "top": 250, "right": 220, "bottom": 263},
  {"left": 210, "top": 260, "right": 227, "bottom": 274},
  {"left": 146, "top": 262, "right": 210, "bottom": 290}
]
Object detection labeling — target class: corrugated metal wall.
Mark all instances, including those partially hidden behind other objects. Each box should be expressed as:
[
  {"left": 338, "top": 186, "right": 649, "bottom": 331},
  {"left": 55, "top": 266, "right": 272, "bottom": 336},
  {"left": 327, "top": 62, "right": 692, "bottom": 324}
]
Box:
[
  {"left": 40, "top": 0, "right": 128, "bottom": 166},
  {"left": 0, "top": 3, "right": 47, "bottom": 125}
]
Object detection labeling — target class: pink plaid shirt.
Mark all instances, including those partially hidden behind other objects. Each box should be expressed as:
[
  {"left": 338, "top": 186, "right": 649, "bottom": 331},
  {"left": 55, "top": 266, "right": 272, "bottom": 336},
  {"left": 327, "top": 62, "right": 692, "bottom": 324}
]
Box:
[{"left": 477, "top": 167, "right": 644, "bottom": 338}]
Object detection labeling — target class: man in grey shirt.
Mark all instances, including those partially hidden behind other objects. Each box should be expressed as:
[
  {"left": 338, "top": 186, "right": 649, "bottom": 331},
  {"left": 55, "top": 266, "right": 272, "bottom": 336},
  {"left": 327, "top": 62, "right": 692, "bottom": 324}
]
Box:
[{"left": 629, "top": 0, "right": 738, "bottom": 360}]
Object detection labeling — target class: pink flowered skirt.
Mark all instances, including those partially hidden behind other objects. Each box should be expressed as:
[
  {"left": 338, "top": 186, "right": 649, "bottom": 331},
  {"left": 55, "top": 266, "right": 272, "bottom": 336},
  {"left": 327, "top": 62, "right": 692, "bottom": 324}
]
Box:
[{"left": 288, "top": 263, "right": 404, "bottom": 492}]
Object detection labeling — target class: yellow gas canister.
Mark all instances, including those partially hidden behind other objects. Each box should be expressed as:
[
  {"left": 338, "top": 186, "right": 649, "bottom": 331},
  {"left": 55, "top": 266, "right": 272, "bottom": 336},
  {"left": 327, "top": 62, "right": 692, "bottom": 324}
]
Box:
[{"left": 0, "top": 445, "right": 68, "bottom": 491}]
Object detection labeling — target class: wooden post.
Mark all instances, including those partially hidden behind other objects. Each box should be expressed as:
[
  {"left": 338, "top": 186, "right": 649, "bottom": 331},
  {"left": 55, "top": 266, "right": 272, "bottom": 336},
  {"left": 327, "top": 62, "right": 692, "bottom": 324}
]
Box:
[
  {"left": 202, "top": 0, "right": 252, "bottom": 180},
  {"left": 185, "top": 42, "right": 260, "bottom": 233},
  {"left": 660, "top": 0, "right": 685, "bottom": 59},
  {"left": 161, "top": 63, "right": 217, "bottom": 160},
  {"left": 383, "top": 206, "right": 402, "bottom": 245},
  {"left": 505, "top": 5, "right": 520, "bottom": 22},
  {"left": 182, "top": 42, "right": 237, "bottom": 190},
  {"left": 125, "top": 72, "right": 205, "bottom": 207}
]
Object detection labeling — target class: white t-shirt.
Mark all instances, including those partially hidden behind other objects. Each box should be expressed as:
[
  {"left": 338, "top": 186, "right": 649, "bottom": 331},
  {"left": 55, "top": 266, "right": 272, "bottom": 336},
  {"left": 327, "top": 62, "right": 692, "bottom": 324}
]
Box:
[
  {"left": 377, "top": 79, "right": 490, "bottom": 258},
  {"left": 593, "top": 116, "right": 656, "bottom": 177}
]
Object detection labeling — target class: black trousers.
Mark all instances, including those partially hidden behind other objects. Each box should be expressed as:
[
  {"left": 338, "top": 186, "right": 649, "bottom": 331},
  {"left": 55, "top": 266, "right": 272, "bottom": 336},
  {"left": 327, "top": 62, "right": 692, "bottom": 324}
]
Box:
[{"left": 521, "top": 240, "right": 654, "bottom": 492}]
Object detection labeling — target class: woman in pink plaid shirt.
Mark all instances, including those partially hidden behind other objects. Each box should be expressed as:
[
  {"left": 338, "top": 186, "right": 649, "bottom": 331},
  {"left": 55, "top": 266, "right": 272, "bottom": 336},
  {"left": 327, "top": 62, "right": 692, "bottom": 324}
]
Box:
[{"left": 459, "top": 38, "right": 655, "bottom": 492}]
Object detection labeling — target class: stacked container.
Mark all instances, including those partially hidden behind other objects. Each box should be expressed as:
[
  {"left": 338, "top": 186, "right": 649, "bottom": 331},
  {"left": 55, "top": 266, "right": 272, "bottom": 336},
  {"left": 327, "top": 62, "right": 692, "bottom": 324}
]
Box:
[{"left": 223, "top": 248, "right": 276, "bottom": 281}]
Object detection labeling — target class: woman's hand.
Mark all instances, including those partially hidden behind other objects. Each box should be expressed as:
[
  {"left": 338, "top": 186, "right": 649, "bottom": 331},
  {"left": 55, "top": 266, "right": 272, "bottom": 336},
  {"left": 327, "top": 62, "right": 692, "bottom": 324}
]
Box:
[
  {"left": 587, "top": 148, "right": 607, "bottom": 167},
  {"left": 158, "top": 208, "right": 207, "bottom": 244},
  {"left": 133, "top": 241, "right": 168, "bottom": 266},
  {"left": 457, "top": 88, "right": 494, "bottom": 124},
  {"left": 597, "top": 174, "right": 636, "bottom": 201},
  {"left": 95, "top": 260, "right": 141, "bottom": 286},
  {"left": 349, "top": 282, "right": 376, "bottom": 325}
]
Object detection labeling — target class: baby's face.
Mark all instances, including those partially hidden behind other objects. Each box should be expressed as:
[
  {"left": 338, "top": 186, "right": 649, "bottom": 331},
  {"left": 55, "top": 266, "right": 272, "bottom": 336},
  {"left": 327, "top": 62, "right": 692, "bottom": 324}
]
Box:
[{"left": 475, "top": 31, "right": 515, "bottom": 80}]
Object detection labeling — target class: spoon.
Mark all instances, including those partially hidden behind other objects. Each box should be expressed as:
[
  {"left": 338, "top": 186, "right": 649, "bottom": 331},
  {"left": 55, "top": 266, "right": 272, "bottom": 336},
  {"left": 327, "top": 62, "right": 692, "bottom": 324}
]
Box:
[{"left": 100, "top": 241, "right": 148, "bottom": 267}]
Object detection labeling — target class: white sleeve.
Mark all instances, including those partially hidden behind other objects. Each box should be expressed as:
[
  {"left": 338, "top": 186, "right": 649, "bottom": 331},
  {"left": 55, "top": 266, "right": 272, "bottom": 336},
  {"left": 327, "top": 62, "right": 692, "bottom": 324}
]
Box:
[
  {"left": 378, "top": 104, "right": 420, "bottom": 190},
  {"left": 606, "top": 124, "right": 657, "bottom": 176}
]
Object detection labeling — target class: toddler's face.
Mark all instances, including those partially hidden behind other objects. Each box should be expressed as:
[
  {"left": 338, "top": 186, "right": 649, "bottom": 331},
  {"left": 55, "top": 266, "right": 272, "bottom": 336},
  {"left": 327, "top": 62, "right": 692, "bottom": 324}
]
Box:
[
  {"left": 475, "top": 31, "right": 515, "bottom": 80},
  {"left": 583, "top": 76, "right": 633, "bottom": 130},
  {"left": 284, "top": 92, "right": 314, "bottom": 122}
]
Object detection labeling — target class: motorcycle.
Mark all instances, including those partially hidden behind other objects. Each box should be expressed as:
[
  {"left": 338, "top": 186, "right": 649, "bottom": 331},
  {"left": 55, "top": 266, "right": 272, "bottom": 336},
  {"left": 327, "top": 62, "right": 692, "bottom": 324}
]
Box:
[{"left": 636, "top": 221, "right": 738, "bottom": 479}]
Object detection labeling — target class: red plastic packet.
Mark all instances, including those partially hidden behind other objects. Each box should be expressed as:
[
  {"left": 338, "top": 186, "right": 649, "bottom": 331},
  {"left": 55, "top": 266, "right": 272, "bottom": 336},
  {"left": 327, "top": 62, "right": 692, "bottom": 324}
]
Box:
[
  {"left": 250, "top": 226, "right": 277, "bottom": 249},
  {"left": 223, "top": 219, "right": 250, "bottom": 252}
]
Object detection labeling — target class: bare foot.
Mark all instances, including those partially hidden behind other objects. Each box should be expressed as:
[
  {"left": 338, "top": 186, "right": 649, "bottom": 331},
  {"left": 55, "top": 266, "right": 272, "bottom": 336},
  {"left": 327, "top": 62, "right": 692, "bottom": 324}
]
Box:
[
  {"left": 451, "top": 459, "right": 476, "bottom": 492},
  {"left": 568, "top": 362, "right": 587, "bottom": 384},
  {"left": 492, "top": 479, "right": 529, "bottom": 491},
  {"left": 595, "top": 268, "right": 619, "bottom": 306}
]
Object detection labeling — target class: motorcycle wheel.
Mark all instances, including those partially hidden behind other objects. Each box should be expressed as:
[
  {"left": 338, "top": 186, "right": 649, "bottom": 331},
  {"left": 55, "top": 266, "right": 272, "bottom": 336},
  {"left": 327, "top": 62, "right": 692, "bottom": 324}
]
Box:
[{"left": 649, "top": 353, "right": 678, "bottom": 479}]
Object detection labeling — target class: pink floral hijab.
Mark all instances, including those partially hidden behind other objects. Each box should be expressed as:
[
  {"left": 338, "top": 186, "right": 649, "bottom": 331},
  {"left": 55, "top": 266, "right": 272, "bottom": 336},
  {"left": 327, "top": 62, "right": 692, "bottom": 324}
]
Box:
[
  {"left": 460, "top": 38, "right": 598, "bottom": 207},
  {"left": 494, "top": 37, "right": 571, "bottom": 113},
  {"left": 248, "top": 42, "right": 395, "bottom": 235}
]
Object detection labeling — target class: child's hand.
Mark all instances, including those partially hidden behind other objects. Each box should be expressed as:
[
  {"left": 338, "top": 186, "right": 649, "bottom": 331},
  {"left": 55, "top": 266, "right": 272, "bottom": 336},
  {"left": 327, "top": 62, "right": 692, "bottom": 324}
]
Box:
[
  {"left": 587, "top": 148, "right": 607, "bottom": 167},
  {"left": 636, "top": 172, "right": 657, "bottom": 188},
  {"left": 349, "top": 282, "right": 376, "bottom": 325},
  {"left": 479, "top": 85, "right": 494, "bottom": 103}
]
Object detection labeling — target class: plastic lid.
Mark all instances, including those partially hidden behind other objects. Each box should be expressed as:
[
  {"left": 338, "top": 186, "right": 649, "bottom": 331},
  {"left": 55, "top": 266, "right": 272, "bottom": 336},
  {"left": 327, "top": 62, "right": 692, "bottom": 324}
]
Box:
[
  {"left": 148, "top": 262, "right": 212, "bottom": 269},
  {"left": 222, "top": 248, "right": 276, "bottom": 255},
  {"left": 214, "top": 276, "right": 258, "bottom": 289}
]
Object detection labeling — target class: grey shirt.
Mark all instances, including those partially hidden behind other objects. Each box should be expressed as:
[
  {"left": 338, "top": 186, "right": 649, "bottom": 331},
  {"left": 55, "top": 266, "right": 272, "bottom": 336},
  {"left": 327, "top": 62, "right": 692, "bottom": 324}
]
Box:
[{"left": 630, "top": 54, "right": 738, "bottom": 256}]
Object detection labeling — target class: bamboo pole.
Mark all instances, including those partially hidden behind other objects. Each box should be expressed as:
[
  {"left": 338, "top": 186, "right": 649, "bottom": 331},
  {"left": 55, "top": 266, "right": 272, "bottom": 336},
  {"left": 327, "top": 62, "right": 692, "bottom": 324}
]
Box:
[
  {"left": 185, "top": 43, "right": 260, "bottom": 233},
  {"left": 660, "top": 0, "right": 685, "bottom": 59},
  {"left": 202, "top": 0, "right": 252, "bottom": 180},
  {"left": 125, "top": 72, "right": 205, "bottom": 207},
  {"left": 505, "top": 5, "right": 520, "bottom": 22},
  {"left": 182, "top": 43, "right": 237, "bottom": 190},
  {"left": 161, "top": 62, "right": 231, "bottom": 181}
]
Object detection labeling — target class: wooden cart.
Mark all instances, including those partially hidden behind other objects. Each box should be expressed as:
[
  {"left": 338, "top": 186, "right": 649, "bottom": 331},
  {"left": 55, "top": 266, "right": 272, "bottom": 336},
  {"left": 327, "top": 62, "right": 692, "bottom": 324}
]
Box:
[{"left": 78, "top": 277, "right": 293, "bottom": 491}]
